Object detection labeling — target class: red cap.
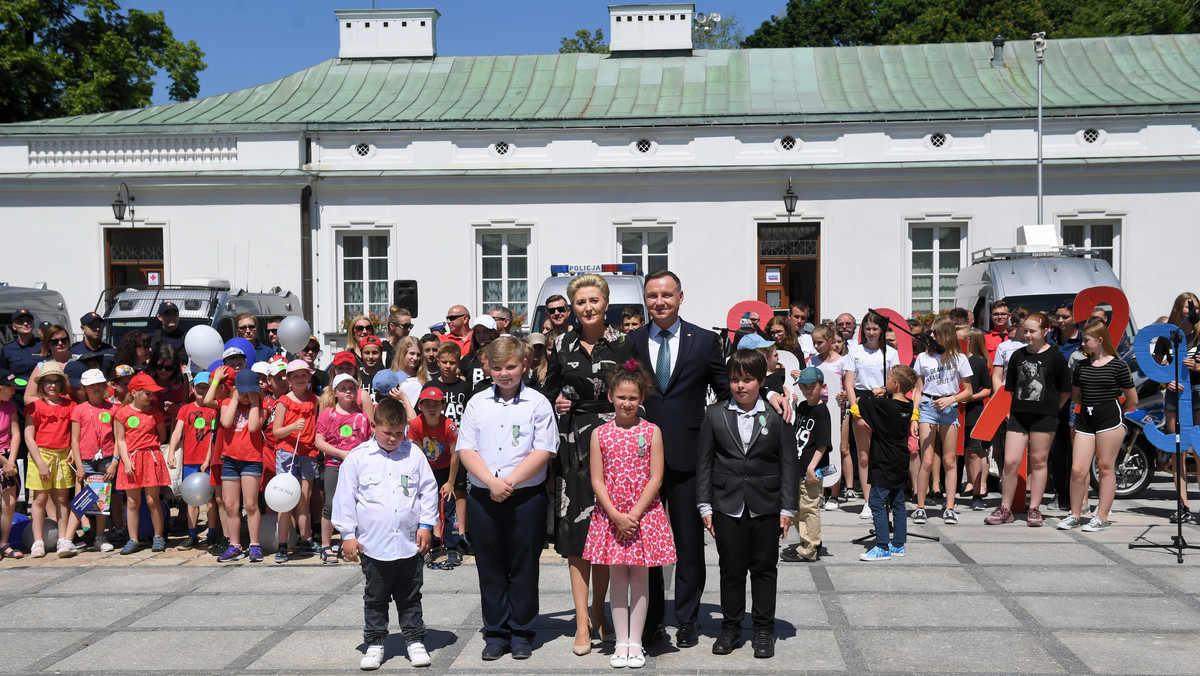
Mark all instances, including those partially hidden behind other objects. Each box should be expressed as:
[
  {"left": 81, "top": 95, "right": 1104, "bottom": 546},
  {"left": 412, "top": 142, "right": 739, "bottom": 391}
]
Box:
[
  {"left": 358, "top": 335, "right": 383, "bottom": 349},
  {"left": 418, "top": 386, "right": 445, "bottom": 403},
  {"left": 332, "top": 351, "right": 358, "bottom": 367},
  {"left": 128, "top": 372, "right": 165, "bottom": 393}
]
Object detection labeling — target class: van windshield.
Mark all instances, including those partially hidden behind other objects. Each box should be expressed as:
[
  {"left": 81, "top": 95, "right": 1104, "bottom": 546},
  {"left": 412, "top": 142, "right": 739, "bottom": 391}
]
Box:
[{"left": 104, "top": 318, "right": 210, "bottom": 348}]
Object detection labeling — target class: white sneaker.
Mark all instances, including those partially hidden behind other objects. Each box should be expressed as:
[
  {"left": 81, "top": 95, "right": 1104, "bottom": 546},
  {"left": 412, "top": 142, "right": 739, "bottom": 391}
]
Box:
[
  {"left": 29, "top": 540, "right": 45, "bottom": 558},
  {"left": 825, "top": 497, "right": 840, "bottom": 512},
  {"left": 360, "top": 644, "right": 384, "bottom": 670},
  {"left": 407, "top": 641, "right": 430, "bottom": 668},
  {"left": 859, "top": 504, "right": 872, "bottom": 519},
  {"left": 1057, "top": 514, "right": 1080, "bottom": 530},
  {"left": 56, "top": 539, "right": 77, "bottom": 558},
  {"left": 95, "top": 536, "right": 114, "bottom": 552}
]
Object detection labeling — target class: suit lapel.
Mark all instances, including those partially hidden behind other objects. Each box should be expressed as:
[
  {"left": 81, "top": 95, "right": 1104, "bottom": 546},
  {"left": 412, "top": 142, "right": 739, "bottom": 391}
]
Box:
[{"left": 720, "top": 406, "right": 741, "bottom": 451}]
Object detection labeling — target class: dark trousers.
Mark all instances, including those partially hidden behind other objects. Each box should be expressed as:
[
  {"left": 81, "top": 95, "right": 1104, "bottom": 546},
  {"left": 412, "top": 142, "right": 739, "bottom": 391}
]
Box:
[
  {"left": 869, "top": 485, "right": 907, "bottom": 548},
  {"left": 431, "top": 467, "right": 461, "bottom": 550},
  {"left": 648, "top": 467, "right": 706, "bottom": 633},
  {"left": 468, "top": 485, "right": 547, "bottom": 647},
  {"left": 712, "top": 511, "right": 779, "bottom": 634},
  {"left": 361, "top": 552, "right": 425, "bottom": 645},
  {"left": 1050, "top": 403, "right": 1074, "bottom": 507}
]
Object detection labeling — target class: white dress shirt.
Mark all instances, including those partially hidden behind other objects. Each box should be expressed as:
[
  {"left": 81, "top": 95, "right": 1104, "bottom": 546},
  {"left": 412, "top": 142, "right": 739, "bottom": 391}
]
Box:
[
  {"left": 457, "top": 383, "right": 559, "bottom": 489},
  {"left": 331, "top": 437, "right": 438, "bottom": 562},
  {"left": 647, "top": 318, "right": 681, "bottom": 383}
]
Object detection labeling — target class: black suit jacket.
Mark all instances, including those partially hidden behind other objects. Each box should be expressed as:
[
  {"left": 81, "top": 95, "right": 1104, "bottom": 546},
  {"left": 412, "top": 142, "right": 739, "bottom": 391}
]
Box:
[
  {"left": 695, "top": 402, "right": 799, "bottom": 516},
  {"left": 630, "top": 319, "right": 731, "bottom": 473}
]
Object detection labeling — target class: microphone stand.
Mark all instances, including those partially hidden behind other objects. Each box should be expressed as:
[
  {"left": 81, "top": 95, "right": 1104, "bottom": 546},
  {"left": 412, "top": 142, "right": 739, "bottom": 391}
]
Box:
[
  {"left": 1129, "top": 327, "right": 1200, "bottom": 563},
  {"left": 851, "top": 310, "right": 940, "bottom": 545}
]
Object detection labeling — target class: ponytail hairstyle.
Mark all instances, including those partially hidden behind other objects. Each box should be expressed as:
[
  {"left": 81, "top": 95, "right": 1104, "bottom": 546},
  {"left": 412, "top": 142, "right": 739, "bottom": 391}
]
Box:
[
  {"left": 930, "top": 317, "right": 962, "bottom": 358},
  {"left": 1080, "top": 318, "right": 1119, "bottom": 359},
  {"left": 606, "top": 359, "right": 653, "bottom": 396}
]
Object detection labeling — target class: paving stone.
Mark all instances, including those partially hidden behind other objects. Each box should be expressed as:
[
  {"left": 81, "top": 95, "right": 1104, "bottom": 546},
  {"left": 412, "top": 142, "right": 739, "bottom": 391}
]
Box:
[
  {"left": 1141, "top": 565, "right": 1200, "bottom": 594},
  {"left": 196, "top": 564, "right": 358, "bottom": 593},
  {"left": 50, "top": 629, "right": 270, "bottom": 671},
  {"left": 987, "top": 565, "right": 1162, "bottom": 595},
  {"left": 855, "top": 629, "right": 1067, "bottom": 673},
  {"left": 129, "top": 593, "right": 321, "bottom": 628},
  {"left": 0, "top": 630, "right": 89, "bottom": 671},
  {"left": 955, "top": 542, "right": 1116, "bottom": 566},
  {"left": 653, "top": 629, "right": 844, "bottom": 671},
  {"left": 0, "top": 567, "right": 72, "bottom": 594},
  {"left": 43, "top": 567, "right": 213, "bottom": 594},
  {"left": 0, "top": 594, "right": 159, "bottom": 629},
  {"left": 841, "top": 593, "right": 1020, "bottom": 627},
  {"left": 1056, "top": 631, "right": 1200, "bottom": 675},
  {"left": 1016, "top": 595, "right": 1200, "bottom": 630},
  {"left": 307, "top": 592, "right": 479, "bottom": 629},
  {"left": 250, "top": 627, "right": 464, "bottom": 671},
  {"left": 825, "top": 565, "right": 984, "bottom": 592}
]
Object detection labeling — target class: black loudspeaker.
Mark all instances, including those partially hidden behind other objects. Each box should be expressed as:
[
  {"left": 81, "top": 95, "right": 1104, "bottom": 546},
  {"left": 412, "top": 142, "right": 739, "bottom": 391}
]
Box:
[{"left": 393, "top": 279, "right": 418, "bottom": 317}]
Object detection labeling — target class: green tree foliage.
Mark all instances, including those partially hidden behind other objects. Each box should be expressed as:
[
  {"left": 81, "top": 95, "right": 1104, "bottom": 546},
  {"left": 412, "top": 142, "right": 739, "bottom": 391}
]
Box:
[
  {"left": 693, "top": 14, "right": 745, "bottom": 49},
  {"left": 744, "top": 0, "right": 1200, "bottom": 48},
  {"left": 559, "top": 28, "right": 610, "bottom": 54},
  {"left": 0, "top": 0, "right": 206, "bottom": 123}
]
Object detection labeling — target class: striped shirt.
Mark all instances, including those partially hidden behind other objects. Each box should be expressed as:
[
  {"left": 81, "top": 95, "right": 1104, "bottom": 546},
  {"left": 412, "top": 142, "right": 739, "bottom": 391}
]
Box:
[{"left": 1072, "top": 358, "right": 1134, "bottom": 406}]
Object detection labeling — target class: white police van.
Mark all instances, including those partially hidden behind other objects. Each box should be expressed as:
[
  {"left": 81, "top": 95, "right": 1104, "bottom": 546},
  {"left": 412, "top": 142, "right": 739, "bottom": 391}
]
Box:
[{"left": 531, "top": 264, "right": 646, "bottom": 333}]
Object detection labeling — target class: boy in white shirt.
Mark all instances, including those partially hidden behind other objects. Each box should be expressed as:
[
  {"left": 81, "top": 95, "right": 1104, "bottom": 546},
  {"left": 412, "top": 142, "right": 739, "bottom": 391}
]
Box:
[{"left": 333, "top": 398, "right": 438, "bottom": 670}]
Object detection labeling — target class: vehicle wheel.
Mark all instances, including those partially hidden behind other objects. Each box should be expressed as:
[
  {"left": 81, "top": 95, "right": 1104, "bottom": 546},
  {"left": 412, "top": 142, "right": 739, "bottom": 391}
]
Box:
[{"left": 1091, "top": 434, "right": 1155, "bottom": 499}]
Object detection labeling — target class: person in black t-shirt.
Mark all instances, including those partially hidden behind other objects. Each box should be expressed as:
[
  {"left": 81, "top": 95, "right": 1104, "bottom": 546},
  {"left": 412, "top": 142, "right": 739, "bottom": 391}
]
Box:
[
  {"left": 430, "top": 341, "right": 474, "bottom": 553},
  {"left": 855, "top": 365, "right": 918, "bottom": 561},
  {"left": 962, "top": 330, "right": 994, "bottom": 511},
  {"left": 782, "top": 367, "right": 832, "bottom": 563}
]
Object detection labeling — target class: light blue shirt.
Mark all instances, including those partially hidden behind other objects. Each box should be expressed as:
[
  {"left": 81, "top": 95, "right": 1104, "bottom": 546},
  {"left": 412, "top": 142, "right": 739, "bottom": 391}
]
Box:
[
  {"left": 647, "top": 318, "right": 681, "bottom": 381},
  {"left": 457, "top": 383, "right": 558, "bottom": 489}
]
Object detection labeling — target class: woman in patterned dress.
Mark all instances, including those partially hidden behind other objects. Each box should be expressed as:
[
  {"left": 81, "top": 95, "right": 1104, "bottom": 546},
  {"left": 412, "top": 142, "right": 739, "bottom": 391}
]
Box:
[{"left": 552, "top": 274, "right": 632, "bottom": 653}]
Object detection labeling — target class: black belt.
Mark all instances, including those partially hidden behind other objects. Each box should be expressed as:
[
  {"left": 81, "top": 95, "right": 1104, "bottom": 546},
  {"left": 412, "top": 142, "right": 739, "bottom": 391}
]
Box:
[{"left": 471, "top": 480, "right": 546, "bottom": 498}]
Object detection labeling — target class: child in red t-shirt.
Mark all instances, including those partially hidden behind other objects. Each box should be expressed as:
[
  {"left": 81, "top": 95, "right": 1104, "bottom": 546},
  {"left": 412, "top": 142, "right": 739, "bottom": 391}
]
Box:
[
  {"left": 314, "top": 372, "right": 373, "bottom": 562},
  {"left": 114, "top": 373, "right": 171, "bottom": 555},
  {"left": 69, "top": 369, "right": 117, "bottom": 552},
  {"left": 169, "top": 371, "right": 217, "bottom": 549},
  {"left": 408, "top": 386, "right": 462, "bottom": 562},
  {"left": 259, "top": 358, "right": 289, "bottom": 493},
  {"left": 271, "top": 360, "right": 319, "bottom": 563},
  {"left": 215, "top": 368, "right": 265, "bottom": 563},
  {"left": 23, "top": 361, "right": 77, "bottom": 558}
]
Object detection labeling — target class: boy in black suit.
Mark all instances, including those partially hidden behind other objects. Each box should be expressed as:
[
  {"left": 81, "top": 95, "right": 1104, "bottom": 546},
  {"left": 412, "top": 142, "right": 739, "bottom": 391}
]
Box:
[
  {"left": 696, "top": 349, "right": 798, "bottom": 659},
  {"left": 854, "top": 364, "right": 918, "bottom": 562}
]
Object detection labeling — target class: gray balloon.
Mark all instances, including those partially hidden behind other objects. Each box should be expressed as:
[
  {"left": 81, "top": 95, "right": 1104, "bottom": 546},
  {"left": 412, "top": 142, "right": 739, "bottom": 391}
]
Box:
[{"left": 180, "top": 471, "right": 214, "bottom": 506}]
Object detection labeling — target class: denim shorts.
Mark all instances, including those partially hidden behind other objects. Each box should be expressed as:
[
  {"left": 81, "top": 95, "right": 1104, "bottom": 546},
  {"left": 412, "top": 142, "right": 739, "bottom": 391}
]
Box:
[
  {"left": 918, "top": 396, "right": 960, "bottom": 426},
  {"left": 276, "top": 450, "right": 320, "bottom": 481},
  {"left": 1164, "top": 388, "right": 1200, "bottom": 415},
  {"left": 221, "top": 458, "right": 264, "bottom": 481},
  {"left": 80, "top": 456, "right": 115, "bottom": 477}
]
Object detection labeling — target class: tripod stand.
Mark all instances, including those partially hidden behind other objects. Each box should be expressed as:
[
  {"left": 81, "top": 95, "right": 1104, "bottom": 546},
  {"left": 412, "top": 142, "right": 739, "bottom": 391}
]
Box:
[
  {"left": 850, "top": 309, "right": 939, "bottom": 545},
  {"left": 1129, "top": 327, "right": 1200, "bottom": 563}
]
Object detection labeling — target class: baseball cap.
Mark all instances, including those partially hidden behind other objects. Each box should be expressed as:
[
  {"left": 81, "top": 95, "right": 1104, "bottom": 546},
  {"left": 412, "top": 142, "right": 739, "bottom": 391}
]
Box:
[
  {"left": 222, "top": 346, "right": 246, "bottom": 361},
  {"left": 332, "top": 351, "right": 358, "bottom": 368},
  {"left": 79, "top": 312, "right": 104, "bottom": 325},
  {"left": 528, "top": 332, "right": 547, "bottom": 347},
  {"left": 250, "top": 361, "right": 270, "bottom": 376},
  {"left": 81, "top": 368, "right": 108, "bottom": 387},
  {"left": 63, "top": 360, "right": 87, "bottom": 388},
  {"left": 76, "top": 352, "right": 102, "bottom": 365},
  {"left": 286, "top": 359, "right": 312, "bottom": 374},
  {"left": 266, "top": 357, "right": 288, "bottom": 376},
  {"left": 113, "top": 364, "right": 135, "bottom": 379},
  {"left": 331, "top": 373, "right": 358, "bottom": 390},
  {"left": 358, "top": 335, "right": 383, "bottom": 350},
  {"left": 158, "top": 301, "right": 179, "bottom": 315},
  {"left": 471, "top": 315, "right": 497, "bottom": 331},
  {"left": 428, "top": 322, "right": 446, "bottom": 332},
  {"left": 0, "top": 369, "right": 16, "bottom": 387},
  {"left": 192, "top": 371, "right": 210, "bottom": 386},
  {"left": 418, "top": 386, "right": 445, "bottom": 404},
  {"left": 128, "top": 372, "right": 165, "bottom": 393},
  {"left": 737, "top": 333, "right": 775, "bottom": 350},
  {"left": 797, "top": 367, "right": 825, "bottom": 385},
  {"left": 372, "top": 369, "right": 404, "bottom": 395},
  {"left": 235, "top": 369, "right": 259, "bottom": 394},
  {"left": 10, "top": 309, "right": 33, "bottom": 322}
]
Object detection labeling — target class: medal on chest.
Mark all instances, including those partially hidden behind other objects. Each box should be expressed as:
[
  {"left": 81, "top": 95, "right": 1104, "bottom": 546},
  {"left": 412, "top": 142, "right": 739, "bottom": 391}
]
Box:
[
  {"left": 400, "top": 473, "right": 411, "bottom": 497},
  {"left": 636, "top": 432, "right": 647, "bottom": 457},
  {"left": 511, "top": 424, "right": 521, "bottom": 447},
  {"left": 758, "top": 414, "right": 768, "bottom": 435}
]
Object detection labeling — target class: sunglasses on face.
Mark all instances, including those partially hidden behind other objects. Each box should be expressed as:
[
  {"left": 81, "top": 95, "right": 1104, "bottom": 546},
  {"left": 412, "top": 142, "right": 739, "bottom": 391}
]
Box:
[
  {"left": 353, "top": 325, "right": 374, "bottom": 333},
  {"left": 389, "top": 322, "right": 414, "bottom": 330},
  {"left": 446, "top": 313, "right": 467, "bottom": 321},
  {"left": 238, "top": 324, "right": 257, "bottom": 331},
  {"left": 12, "top": 318, "right": 32, "bottom": 326},
  {"left": 266, "top": 328, "right": 278, "bottom": 334},
  {"left": 301, "top": 345, "right": 319, "bottom": 353},
  {"left": 49, "top": 337, "right": 69, "bottom": 345},
  {"left": 547, "top": 307, "right": 568, "bottom": 315}
]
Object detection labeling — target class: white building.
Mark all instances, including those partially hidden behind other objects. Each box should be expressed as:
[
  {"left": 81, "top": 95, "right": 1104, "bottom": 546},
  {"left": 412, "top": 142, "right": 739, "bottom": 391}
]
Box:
[{"left": 1, "top": 4, "right": 1197, "bottom": 344}]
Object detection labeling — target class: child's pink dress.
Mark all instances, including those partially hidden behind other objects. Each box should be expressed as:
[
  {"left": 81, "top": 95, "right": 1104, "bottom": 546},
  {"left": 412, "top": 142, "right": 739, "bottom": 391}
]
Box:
[{"left": 582, "top": 420, "right": 676, "bottom": 566}]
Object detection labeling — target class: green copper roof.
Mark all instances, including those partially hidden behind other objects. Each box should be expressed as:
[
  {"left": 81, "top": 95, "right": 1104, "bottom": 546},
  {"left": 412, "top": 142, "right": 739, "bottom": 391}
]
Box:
[{"left": 8, "top": 34, "right": 1200, "bottom": 134}]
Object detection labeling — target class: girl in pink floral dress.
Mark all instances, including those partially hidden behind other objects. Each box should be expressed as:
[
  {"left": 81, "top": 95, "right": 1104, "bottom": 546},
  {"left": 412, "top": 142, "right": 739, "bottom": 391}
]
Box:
[{"left": 583, "top": 362, "right": 675, "bottom": 669}]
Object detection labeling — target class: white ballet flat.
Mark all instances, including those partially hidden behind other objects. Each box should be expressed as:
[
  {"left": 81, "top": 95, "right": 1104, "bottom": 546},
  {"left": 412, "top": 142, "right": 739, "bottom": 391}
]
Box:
[
  {"left": 610, "top": 642, "right": 628, "bottom": 668},
  {"left": 626, "top": 643, "right": 645, "bottom": 669}
]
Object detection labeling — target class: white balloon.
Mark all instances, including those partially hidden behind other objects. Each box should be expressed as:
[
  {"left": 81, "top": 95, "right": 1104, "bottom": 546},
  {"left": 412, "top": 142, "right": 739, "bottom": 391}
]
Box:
[
  {"left": 277, "top": 315, "right": 312, "bottom": 354},
  {"left": 185, "top": 325, "right": 225, "bottom": 366},
  {"left": 264, "top": 472, "right": 301, "bottom": 513},
  {"left": 180, "top": 471, "right": 214, "bottom": 506}
]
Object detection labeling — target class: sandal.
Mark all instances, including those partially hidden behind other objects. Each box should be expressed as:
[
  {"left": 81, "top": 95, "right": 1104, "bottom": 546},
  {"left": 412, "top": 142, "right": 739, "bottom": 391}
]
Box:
[
  {"left": 320, "top": 546, "right": 338, "bottom": 564},
  {"left": 0, "top": 544, "right": 20, "bottom": 559}
]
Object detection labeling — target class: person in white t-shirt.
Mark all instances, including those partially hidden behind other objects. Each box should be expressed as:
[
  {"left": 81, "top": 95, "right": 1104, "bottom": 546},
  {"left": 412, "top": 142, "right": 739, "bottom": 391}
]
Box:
[
  {"left": 842, "top": 312, "right": 901, "bottom": 519},
  {"left": 911, "top": 318, "right": 974, "bottom": 525},
  {"left": 808, "top": 326, "right": 848, "bottom": 511}
]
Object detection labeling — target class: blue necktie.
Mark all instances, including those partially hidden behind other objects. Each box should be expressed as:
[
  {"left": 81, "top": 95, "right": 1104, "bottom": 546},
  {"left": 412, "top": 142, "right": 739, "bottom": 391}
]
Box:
[{"left": 656, "top": 329, "right": 672, "bottom": 391}]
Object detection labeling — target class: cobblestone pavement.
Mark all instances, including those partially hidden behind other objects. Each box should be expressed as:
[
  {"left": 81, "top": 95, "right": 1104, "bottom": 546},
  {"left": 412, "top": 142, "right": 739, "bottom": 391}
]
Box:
[{"left": 3, "top": 476, "right": 1199, "bottom": 674}]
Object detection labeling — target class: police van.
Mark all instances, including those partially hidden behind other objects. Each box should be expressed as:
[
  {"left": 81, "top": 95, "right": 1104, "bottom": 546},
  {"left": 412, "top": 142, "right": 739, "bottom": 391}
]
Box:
[
  {"left": 0, "top": 283, "right": 71, "bottom": 343},
  {"left": 95, "top": 277, "right": 302, "bottom": 347},
  {"left": 531, "top": 264, "right": 647, "bottom": 334}
]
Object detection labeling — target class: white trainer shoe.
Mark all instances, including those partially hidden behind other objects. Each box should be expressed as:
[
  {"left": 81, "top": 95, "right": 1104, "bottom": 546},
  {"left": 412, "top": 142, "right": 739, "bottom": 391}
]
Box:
[
  {"left": 407, "top": 641, "right": 431, "bottom": 667},
  {"left": 360, "top": 644, "right": 384, "bottom": 670}
]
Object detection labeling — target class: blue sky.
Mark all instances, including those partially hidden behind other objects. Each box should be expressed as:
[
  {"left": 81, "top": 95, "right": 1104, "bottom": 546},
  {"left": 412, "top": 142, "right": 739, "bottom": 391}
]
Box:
[{"left": 124, "top": 1, "right": 790, "bottom": 105}]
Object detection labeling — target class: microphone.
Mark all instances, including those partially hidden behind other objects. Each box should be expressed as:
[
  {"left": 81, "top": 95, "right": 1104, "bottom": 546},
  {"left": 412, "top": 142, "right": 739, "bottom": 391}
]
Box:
[
  {"left": 922, "top": 331, "right": 946, "bottom": 354},
  {"left": 1188, "top": 300, "right": 1199, "bottom": 325}
]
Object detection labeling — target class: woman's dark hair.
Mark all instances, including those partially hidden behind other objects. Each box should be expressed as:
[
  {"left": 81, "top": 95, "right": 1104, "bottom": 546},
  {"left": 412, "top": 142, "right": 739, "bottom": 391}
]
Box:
[
  {"left": 766, "top": 316, "right": 799, "bottom": 354},
  {"left": 149, "top": 344, "right": 186, "bottom": 387},
  {"left": 114, "top": 330, "right": 151, "bottom": 367},
  {"left": 605, "top": 359, "right": 653, "bottom": 396},
  {"left": 39, "top": 324, "right": 70, "bottom": 358}
]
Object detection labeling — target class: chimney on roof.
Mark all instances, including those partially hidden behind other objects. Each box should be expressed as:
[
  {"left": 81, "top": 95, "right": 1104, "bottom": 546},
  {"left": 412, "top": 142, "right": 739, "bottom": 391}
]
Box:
[
  {"left": 609, "top": 3, "right": 694, "bottom": 52},
  {"left": 335, "top": 8, "right": 439, "bottom": 58},
  {"left": 991, "top": 35, "right": 1005, "bottom": 68}
]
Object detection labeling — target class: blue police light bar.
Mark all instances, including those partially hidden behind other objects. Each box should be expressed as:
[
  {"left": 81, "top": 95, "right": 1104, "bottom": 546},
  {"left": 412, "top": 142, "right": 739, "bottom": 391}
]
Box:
[{"left": 549, "top": 264, "right": 638, "bottom": 275}]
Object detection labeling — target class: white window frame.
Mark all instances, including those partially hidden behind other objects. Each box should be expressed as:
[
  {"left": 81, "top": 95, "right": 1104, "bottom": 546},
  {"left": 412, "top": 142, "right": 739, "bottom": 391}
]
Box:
[
  {"left": 1057, "top": 210, "right": 1123, "bottom": 278},
  {"left": 335, "top": 229, "right": 394, "bottom": 325},
  {"left": 905, "top": 213, "right": 969, "bottom": 314},
  {"left": 472, "top": 223, "right": 534, "bottom": 323},
  {"left": 613, "top": 217, "right": 676, "bottom": 275}
]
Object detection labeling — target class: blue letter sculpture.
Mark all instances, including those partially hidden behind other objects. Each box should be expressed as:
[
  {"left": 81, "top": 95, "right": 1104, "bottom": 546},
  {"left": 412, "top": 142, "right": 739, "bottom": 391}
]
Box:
[{"left": 1132, "top": 324, "right": 1198, "bottom": 452}]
